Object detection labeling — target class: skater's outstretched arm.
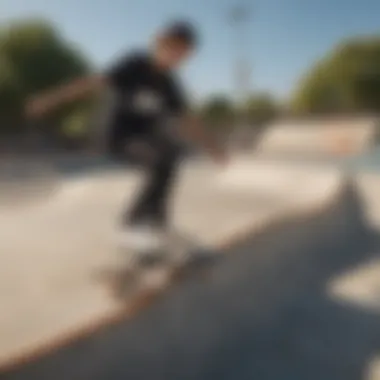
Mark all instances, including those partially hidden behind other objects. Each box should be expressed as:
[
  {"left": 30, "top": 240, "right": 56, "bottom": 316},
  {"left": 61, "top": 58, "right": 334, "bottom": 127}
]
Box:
[
  {"left": 25, "top": 53, "right": 140, "bottom": 119},
  {"left": 25, "top": 75, "right": 106, "bottom": 118}
]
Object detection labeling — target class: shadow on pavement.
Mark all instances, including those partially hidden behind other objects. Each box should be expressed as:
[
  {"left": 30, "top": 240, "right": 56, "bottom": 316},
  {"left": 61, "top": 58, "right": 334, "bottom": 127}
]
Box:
[{"left": 3, "top": 180, "right": 380, "bottom": 380}]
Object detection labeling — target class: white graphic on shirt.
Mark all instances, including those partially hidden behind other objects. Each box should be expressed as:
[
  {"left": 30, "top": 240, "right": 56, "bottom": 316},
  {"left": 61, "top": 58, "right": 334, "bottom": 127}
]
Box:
[{"left": 131, "top": 89, "right": 163, "bottom": 114}]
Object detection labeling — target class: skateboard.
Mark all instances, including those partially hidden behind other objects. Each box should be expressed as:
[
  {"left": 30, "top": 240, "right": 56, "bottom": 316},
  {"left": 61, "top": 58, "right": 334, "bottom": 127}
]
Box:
[{"left": 98, "top": 231, "right": 217, "bottom": 301}]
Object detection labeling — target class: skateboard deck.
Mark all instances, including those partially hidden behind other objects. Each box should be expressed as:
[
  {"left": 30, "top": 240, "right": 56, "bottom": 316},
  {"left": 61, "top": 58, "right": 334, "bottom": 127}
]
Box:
[{"left": 98, "top": 232, "right": 218, "bottom": 301}]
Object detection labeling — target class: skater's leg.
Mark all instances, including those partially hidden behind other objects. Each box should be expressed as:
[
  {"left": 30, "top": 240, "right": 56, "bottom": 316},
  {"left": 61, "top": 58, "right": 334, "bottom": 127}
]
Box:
[
  {"left": 126, "top": 137, "right": 181, "bottom": 228},
  {"left": 106, "top": 124, "right": 181, "bottom": 252}
]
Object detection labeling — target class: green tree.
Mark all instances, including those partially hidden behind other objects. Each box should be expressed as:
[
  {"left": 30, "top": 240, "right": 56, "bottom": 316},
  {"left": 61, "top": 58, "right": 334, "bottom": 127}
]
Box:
[
  {"left": 200, "top": 95, "right": 235, "bottom": 128},
  {"left": 291, "top": 36, "right": 380, "bottom": 114},
  {"left": 245, "top": 93, "right": 278, "bottom": 126},
  {"left": 0, "top": 56, "right": 23, "bottom": 132},
  {"left": 0, "top": 18, "right": 92, "bottom": 137}
]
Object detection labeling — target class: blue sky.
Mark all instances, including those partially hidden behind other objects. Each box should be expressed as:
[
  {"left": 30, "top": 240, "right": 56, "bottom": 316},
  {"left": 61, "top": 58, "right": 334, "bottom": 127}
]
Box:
[{"left": 1, "top": 0, "right": 380, "bottom": 101}]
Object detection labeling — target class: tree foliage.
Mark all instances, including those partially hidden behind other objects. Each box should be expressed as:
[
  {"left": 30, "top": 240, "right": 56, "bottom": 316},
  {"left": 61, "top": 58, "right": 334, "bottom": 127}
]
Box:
[
  {"left": 0, "top": 56, "right": 23, "bottom": 130},
  {"left": 245, "top": 93, "right": 278, "bottom": 126},
  {"left": 291, "top": 37, "right": 380, "bottom": 114},
  {"left": 199, "top": 95, "right": 235, "bottom": 128},
  {"left": 0, "top": 19, "right": 91, "bottom": 136}
]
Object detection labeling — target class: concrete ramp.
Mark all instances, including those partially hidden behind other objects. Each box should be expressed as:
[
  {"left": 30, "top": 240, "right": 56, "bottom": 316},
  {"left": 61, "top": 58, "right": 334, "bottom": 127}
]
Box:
[
  {"left": 3, "top": 158, "right": 380, "bottom": 378},
  {"left": 3, "top": 180, "right": 380, "bottom": 380},
  {"left": 217, "top": 159, "right": 343, "bottom": 205},
  {"left": 0, "top": 160, "right": 345, "bottom": 370},
  {"left": 257, "top": 116, "right": 379, "bottom": 155}
]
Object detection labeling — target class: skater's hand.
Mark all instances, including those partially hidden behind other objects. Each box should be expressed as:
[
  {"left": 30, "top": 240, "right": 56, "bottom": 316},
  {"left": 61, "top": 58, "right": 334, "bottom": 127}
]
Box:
[
  {"left": 211, "top": 147, "right": 229, "bottom": 167},
  {"left": 179, "top": 114, "right": 229, "bottom": 167}
]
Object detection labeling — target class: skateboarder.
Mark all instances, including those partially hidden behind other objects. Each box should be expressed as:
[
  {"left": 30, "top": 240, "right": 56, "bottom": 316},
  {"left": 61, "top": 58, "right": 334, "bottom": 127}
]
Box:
[{"left": 26, "top": 20, "right": 227, "bottom": 254}]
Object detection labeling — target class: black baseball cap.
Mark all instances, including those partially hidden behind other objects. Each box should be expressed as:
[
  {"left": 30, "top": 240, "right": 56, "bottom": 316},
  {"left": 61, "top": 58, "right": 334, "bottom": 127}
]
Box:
[{"left": 163, "top": 20, "right": 198, "bottom": 48}]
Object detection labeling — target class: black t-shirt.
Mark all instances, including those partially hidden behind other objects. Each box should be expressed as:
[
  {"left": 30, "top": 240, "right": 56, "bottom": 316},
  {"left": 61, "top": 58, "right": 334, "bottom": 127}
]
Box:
[{"left": 106, "top": 51, "right": 187, "bottom": 135}]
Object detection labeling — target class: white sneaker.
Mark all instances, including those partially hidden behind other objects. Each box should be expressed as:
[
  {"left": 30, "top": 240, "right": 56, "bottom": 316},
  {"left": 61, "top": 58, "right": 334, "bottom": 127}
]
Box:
[{"left": 117, "top": 224, "right": 165, "bottom": 252}]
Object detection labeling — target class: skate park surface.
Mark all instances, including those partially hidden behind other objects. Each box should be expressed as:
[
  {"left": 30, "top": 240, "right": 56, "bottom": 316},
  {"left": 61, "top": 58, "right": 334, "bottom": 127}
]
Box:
[{"left": 1, "top": 151, "right": 380, "bottom": 379}]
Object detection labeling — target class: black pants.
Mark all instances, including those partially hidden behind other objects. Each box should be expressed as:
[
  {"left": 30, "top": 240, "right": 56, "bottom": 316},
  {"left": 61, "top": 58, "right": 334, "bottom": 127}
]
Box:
[{"left": 107, "top": 123, "right": 181, "bottom": 228}]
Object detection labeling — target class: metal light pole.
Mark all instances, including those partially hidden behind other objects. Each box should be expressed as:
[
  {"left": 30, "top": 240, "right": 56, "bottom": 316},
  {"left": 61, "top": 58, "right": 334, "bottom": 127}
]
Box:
[{"left": 229, "top": 2, "right": 251, "bottom": 149}]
